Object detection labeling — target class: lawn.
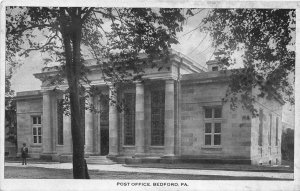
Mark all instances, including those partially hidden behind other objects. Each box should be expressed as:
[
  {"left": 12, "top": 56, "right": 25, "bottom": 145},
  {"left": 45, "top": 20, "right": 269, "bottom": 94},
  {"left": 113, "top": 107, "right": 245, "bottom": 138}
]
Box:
[{"left": 4, "top": 166, "right": 291, "bottom": 180}]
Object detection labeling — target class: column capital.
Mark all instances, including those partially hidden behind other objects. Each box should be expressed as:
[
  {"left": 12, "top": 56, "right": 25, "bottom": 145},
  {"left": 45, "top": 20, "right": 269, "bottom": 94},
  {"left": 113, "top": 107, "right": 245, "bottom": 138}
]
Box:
[
  {"left": 41, "top": 89, "right": 52, "bottom": 95},
  {"left": 135, "top": 81, "right": 144, "bottom": 86},
  {"left": 133, "top": 80, "right": 144, "bottom": 84},
  {"left": 165, "top": 79, "right": 175, "bottom": 84}
]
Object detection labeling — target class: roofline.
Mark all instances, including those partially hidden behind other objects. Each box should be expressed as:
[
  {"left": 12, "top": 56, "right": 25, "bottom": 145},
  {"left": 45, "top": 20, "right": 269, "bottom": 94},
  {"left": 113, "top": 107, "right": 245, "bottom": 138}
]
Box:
[{"left": 34, "top": 49, "right": 207, "bottom": 81}]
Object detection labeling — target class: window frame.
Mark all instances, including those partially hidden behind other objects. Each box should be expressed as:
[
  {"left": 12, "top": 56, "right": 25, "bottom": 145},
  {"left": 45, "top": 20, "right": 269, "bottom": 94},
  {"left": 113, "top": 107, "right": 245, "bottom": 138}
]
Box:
[
  {"left": 275, "top": 117, "right": 279, "bottom": 146},
  {"left": 32, "top": 116, "right": 42, "bottom": 144},
  {"left": 212, "top": 66, "right": 219, "bottom": 71},
  {"left": 57, "top": 99, "right": 64, "bottom": 145},
  {"left": 269, "top": 114, "right": 272, "bottom": 146},
  {"left": 203, "top": 107, "right": 222, "bottom": 147},
  {"left": 150, "top": 90, "right": 165, "bottom": 146},
  {"left": 258, "top": 109, "right": 263, "bottom": 147},
  {"left": 123, "top": 92, "right": 136, "bottom": 146}
]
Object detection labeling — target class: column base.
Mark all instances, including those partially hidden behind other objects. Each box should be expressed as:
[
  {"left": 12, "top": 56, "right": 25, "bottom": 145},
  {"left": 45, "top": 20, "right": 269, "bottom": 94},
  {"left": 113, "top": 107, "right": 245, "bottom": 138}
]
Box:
[
  {"left": 163, "top": 154, "right": 175, "bottom": 158},
  {"left": 107, "top": 153, "right": 119, "bottom": 159},
  {"left": 133, "top": 153, "right": 146, "bottom": 158},
  {"left": 40, "top": 153, "right": 57, "bottom": 161},
  {"left": 161, "top": 154, "right": 177, "bottom": 164}
]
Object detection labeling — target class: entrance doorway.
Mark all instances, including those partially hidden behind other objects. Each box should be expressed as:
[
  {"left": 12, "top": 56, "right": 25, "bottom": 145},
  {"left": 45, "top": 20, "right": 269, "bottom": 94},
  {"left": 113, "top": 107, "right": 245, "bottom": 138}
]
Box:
[{"left": 100, "top": 128, "right": 109, "bottom": 155}]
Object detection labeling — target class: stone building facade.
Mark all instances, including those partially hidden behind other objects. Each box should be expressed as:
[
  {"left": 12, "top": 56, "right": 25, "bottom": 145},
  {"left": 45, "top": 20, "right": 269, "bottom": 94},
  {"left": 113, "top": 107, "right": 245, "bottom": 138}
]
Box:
[{"left": 16, "top": 50, "right": 283, "bottom": 165}]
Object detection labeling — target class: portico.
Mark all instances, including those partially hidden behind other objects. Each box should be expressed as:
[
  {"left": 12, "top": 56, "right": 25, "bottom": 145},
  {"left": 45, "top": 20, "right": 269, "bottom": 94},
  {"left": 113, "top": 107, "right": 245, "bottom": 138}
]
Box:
[{"left": 75, "top": 78, "right": 178, "bottom": 158}]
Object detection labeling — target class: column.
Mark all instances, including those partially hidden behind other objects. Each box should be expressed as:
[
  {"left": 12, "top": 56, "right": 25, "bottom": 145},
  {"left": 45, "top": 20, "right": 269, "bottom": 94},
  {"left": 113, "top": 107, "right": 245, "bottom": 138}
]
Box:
[
  {"left": 63, "top": 113, "right": 72, "bottom": 153},
  {"left": 42, "top": 90, "right": 53, "bottom": 154},
  {"left": 164, "top": 80, "right": 175, "bottom": 156},
  {"left": 94, "top": 95, "right": 101, "bottom": 155},
  {"left": 135, "top": 82, "right": 145, "bottom": 155},
  {"left": 108, "top": 87, "right": 119, "bottom": 156},
  {"left": 85, "top": 94, "right": 94, "bottom": 154}
]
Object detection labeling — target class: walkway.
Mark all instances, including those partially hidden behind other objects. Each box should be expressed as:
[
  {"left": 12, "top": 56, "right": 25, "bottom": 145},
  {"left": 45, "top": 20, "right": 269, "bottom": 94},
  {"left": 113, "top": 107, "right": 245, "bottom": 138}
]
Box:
[{"left": 5, "top": 162, "right": 293, "bottom": 180}]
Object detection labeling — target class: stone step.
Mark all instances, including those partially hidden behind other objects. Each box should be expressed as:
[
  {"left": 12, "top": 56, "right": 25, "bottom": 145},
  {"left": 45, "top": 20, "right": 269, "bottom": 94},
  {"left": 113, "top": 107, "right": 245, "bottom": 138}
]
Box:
[{"left": 85, "top": 156, "right": 116, "bottom": 165}]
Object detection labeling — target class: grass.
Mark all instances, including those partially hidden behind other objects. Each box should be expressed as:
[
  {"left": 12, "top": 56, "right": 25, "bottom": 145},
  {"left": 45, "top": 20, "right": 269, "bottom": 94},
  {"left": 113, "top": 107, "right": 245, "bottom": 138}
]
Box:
[{"left": 4, "top": 166, "right": 292, "bottom": 180}]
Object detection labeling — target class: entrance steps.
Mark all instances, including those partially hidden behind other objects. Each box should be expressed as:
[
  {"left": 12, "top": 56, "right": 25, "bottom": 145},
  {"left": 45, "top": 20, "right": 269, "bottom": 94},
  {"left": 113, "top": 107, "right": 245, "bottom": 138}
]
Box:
[{"left": 85, "top": 155, "right": 116, "bottom": 165}]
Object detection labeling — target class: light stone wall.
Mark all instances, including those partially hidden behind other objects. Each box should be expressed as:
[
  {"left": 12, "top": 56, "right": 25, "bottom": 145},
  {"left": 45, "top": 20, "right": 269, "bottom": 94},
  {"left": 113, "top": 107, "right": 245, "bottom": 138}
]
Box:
[
  {"left": 16, "top": 92, "right": 43, "bottom": 158},
  {"left": 180, "top": 80, "right": 252, "bottom": 160},
  {"left": 250, "top": 87, "right": 283, "bottom": 165}
]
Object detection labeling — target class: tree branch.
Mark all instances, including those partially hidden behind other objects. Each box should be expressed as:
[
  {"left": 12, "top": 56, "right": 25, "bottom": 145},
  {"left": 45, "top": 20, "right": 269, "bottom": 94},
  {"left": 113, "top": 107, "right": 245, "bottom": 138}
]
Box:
[
  {"left": 8, "top": 24, "right": 56, "bottom": 35},
  {"left": 82, "top": 7, "right": 94, "bottom": 21}
]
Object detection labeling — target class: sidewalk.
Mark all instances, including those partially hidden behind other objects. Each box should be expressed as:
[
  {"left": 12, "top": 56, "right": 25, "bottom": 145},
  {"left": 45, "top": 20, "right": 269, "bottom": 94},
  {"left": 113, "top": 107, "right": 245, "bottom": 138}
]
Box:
[{"left": 5, "top": 162, "right": 294, "bottom": 180}]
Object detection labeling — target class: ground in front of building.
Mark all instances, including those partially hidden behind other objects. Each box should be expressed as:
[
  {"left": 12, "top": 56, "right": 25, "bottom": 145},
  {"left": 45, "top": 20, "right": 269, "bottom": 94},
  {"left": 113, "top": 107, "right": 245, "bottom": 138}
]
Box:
[{"left": 4, "top": 166, "right": 291, "bottom": 180}]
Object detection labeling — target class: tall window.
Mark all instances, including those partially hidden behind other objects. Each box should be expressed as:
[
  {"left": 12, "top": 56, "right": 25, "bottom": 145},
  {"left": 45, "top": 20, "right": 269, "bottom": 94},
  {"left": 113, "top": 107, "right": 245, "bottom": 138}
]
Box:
[
  {"left": 124, "top": 93, "right": 135, "bottom": 145},
  {"left": 32, "top": 116, "right": 42, "bottom": 144},
  {"left": 100, "top": 94, "right": 109, "bottom": 126},
  {"left": 269, "top": 114, "right": 272, "bottom": 146},
  {"left": 275, "top": 117, "right": 279, "bottom": 146},
  {"left": 57, "top": 99, "right": 64, "bottom": 145},
  {"left": 80, "top": 97, "right": 85, "bottom": 137},
  {"left": 258, "top": 109, "right": 263, "bottom": 146},
  {"left": 204, "top": 107, "right": 222, "bottom": 146},
  {"left": 151, "top": 90, "right": 165, "bottom": 146},
  {"left": 212, "top": 66, "right": 219, "bottom": 71}
]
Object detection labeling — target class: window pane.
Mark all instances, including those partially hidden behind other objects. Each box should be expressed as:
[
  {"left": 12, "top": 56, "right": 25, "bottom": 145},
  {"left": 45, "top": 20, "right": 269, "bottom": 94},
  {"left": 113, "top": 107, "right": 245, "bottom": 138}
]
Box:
[
  {"left": 215, "top": 123, "right": 221, "bottom": 133},
  {"left": 33, "top": 136, "right": 37, "bottom": 143},
  {"left": 214, "top": 135, "right": 221, "bottom": 145},
  {"left": 151, "top": 90, "right": 165, "bottom": 146},
  {"left": 38, "top": 136, "right": 42, "bottom": 143},
  {"left": 33, "top": 117, "right": 37, "bottom": 124},
  {"left": 124, "top": 93, "right": 135, "bottom": 145},
  {"left": 212, "top": 66, "right": 218, "bottom": 71},
  {"left": 214, "top": 108, "right": 222, "bottom": 118},
  {"left": 38, "top": 127, "right": 42, "bottom": 135},
  {"left": 205, "top": 108, "right": 212, "bottom": 118},
  {"left": 205, "top": 135, "right": 211, "bottom": 145},
  {"left": 33, "top": 128, "right": 37, "bottom": 135},
  {"left": 205, "top": 123, "right": 212, "bottom": 133}
]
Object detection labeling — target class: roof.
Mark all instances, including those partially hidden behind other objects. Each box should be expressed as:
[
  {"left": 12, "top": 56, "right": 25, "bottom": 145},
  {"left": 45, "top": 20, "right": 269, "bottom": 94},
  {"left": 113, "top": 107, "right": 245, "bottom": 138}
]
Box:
[{"left": 15, "top": 90, "right": 42, "bottom": 100}]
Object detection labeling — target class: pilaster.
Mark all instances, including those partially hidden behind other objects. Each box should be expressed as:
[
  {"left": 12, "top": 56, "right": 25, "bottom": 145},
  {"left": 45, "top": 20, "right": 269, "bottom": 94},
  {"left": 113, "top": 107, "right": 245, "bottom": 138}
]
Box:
[
  {"left": 135, "top": 82, "right": 145, "bottom": 156},
  {"left": 42, "top": 90, "right": 54, "bottom": 154},
  {"left": 85, "top": 93, "right": 94, "bottom": 154},
  {"left": 108, "top": 86, "right": 119, "bottom": 156},
  {"left": 164, "top": 80, "right": 175, "bottom": 156}
]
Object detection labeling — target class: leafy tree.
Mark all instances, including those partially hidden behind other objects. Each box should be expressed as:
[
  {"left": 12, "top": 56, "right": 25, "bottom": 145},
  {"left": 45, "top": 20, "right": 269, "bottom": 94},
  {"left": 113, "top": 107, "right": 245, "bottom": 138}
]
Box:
[
  {"left": 202, "top": 9, "right": 295, "bottom": 115},
  {"left": 6, "top": 7, "right": 186, "bottom": 178}
]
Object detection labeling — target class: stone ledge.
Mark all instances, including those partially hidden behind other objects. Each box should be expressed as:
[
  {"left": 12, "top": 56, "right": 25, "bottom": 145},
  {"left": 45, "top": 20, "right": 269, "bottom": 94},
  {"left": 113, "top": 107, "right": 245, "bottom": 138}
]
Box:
[{"left": 115, "top": 155, "right": 251, "bottom": 165}]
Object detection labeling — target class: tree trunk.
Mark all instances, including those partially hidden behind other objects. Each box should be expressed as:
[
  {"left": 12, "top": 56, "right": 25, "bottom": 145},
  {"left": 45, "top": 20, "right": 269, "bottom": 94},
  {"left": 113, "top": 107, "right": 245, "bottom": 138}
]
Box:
[{"left": 59, "top": 7, "right": 90, "bottom": 179}]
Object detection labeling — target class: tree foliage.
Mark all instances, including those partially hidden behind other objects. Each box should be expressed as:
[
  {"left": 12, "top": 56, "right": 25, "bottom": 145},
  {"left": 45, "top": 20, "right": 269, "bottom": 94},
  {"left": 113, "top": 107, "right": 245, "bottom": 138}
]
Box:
[
  {"left": 6, "top": 7, "right": 186, "bottom": 178},
  {"left": 202, "top": 9, "right": 295, "bottom": 115}
]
